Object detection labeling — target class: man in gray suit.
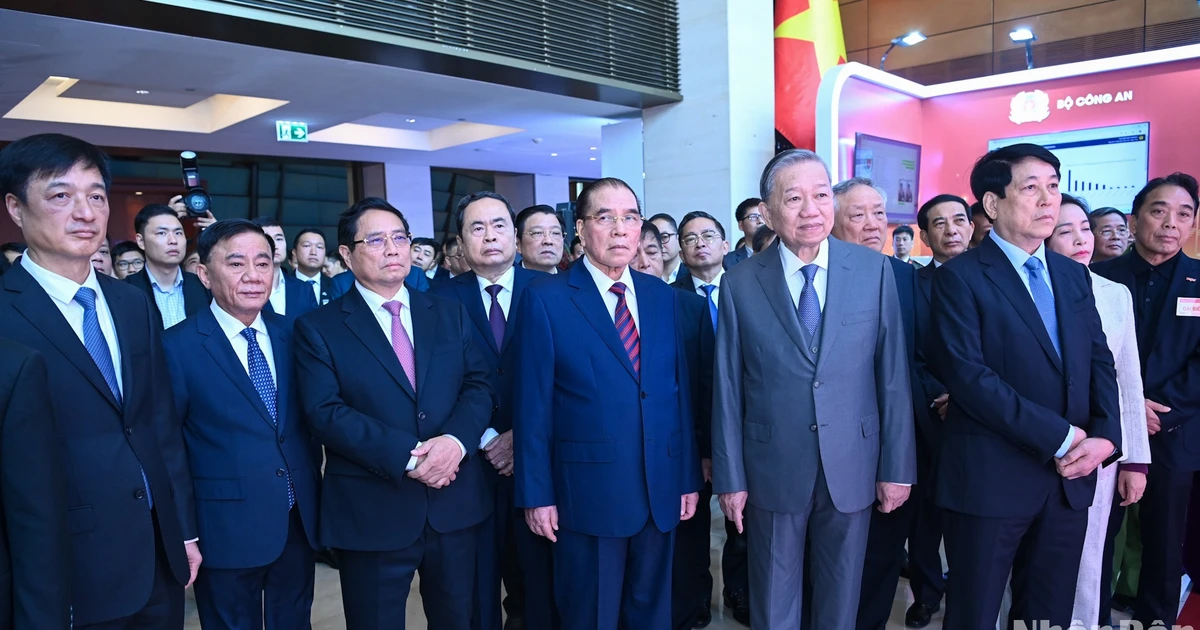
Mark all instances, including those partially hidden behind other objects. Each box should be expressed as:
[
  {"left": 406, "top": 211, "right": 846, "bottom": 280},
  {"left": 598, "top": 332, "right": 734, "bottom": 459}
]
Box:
[{"left": 712, "top": 149, "right": 917, "bottom": 628}]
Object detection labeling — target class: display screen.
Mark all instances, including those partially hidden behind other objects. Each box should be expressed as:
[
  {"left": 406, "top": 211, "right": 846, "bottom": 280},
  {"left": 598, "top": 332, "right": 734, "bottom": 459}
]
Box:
[
  {"left": 987, "top": 122, "right": 1149, "bottom": 213},
  {"left": 853, "top": 134, "right": 921, "bottom": 224}
]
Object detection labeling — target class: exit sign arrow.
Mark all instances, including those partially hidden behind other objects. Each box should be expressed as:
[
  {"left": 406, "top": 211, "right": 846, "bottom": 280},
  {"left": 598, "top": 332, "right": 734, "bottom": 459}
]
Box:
[{"left": 276, "top": 121, "right": 309, "bottom": 143}]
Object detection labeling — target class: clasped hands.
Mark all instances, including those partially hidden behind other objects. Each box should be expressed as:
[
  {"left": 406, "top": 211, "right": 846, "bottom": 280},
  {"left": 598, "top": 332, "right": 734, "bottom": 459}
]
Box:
[
  {"left": 1054, "top": 426, "right": 1115, "bottom": 479},
  {"left": 407, "top": 435, "right": 463, "bottom": 488}
]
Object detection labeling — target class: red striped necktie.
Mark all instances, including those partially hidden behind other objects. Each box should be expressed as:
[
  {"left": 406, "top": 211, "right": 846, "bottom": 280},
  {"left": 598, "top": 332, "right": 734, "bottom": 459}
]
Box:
[{"left": 609, "top": 282, "right": 640, "bottom": 377}]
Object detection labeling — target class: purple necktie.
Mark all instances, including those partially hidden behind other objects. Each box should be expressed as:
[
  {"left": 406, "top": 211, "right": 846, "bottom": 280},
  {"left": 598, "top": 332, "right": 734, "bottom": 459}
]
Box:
[
  {"left": 486, "top": 284, "right": 506, "bottom": 349},
  {"left": 610, "top": 282, "right": 640, "bottom": 377},
  {"left": 381, "top": 301, "right": 417, "bottom": 391}
]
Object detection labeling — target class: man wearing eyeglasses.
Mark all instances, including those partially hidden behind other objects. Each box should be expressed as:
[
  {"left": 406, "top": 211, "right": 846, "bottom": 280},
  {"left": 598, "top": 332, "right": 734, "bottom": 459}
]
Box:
[
  {"left": 724, "top": 198, "right": 766, "bottom": 270},
  {"left": 294, "top": 196, "right": 492, "bottom": 629},
  {"left": 516, "top": 205, "right": 567, "bottom": 274},
  {"left": 514, "top": 177, "right": 701, "bottom": 629},
  {"left": 111, "top": 241, "right": 145, "bottom": 279},
  {"left": 1089, "top": 207, "right": 1130, "bottom": 263},
  {"left": 650, "top": 214, "right": 687, "bottom": 284}
]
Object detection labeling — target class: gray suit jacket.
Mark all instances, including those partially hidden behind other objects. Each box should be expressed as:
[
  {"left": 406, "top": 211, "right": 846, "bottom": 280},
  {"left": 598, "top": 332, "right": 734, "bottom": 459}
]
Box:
[{"left": 712, "top": 238, "right": 916, "bottom": 514}]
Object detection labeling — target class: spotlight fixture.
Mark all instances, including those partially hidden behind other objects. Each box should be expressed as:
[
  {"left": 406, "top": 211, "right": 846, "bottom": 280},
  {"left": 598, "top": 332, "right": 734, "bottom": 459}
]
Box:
[
  {"left": 405, "top": 118, "right": 416, "bottom": 123},
  {"left": 1009, "top": 28, "right": 1038, "bottom": 69},
  {"left": 589, "top": 157, "right": 596, "bottom": 161},
  {"left": 589, "top": 147, "right": 597, "bottom": 150},
  {"left": 135, "top": 90, "right": 150, "bottom": 95},
  {"left": 550, "top": 153, "right": 558, "bottom": 157},
  {"left": 134, "top": 191, "right": 143, "bottom": 195},
  {"left": 880, "top": 31, "right": 926, "bottom": 71}
]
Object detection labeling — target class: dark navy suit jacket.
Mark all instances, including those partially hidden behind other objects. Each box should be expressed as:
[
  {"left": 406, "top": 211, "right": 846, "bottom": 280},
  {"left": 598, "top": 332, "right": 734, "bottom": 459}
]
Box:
[
  {"left": 162, "top": 308, "right": 320, "bottom": 569},
  {"left": 915, "top": 262, "right": 947, "bottom": 452},
  {"left": 929, "top": 235, "right": 1121, "bottom": 518},
  {"left": 668, "top": 274, "right": 717, "bottom": 461},
  {"left": 329, "top": 267, "right": 430, "bottom": 301},
  {"left": 513, "top": 261, "right": 701, "bottom": 538},
  {"left": 293, "top": 286, "right": 493, "bottom": 550},
  {"left": 264, "top": 273, "right": 319, "bottom": 327},
  {"left": 125, "top": 268, "right": 210, "bottom": 325}
]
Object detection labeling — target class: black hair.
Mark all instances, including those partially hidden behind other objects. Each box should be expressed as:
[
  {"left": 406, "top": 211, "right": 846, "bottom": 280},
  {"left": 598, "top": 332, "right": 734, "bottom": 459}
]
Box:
[
  {"left": 197, "top": 219, "right": 274, "bottom": 265},
  {"left": 970, "top": 201, "right": 992, "bottom": 224},
  {"left": 969, "top": 143, "right": 1061, "bottom": 204},
  {"left": 291, "top": 228, "right": 326, "bottom": 251},
  {"left": 735, "top": 198, "right": 763, "bottom": 222},
  {"left": 455, "top": 191, "right": 516, "bottom": 234},
  {"left": 515, "top": 204, "right": 565, "bottom": 234},
  {"left": 648, "top": 213, "right": 678, "bottom": 231},
  {"left": 569, "top": 236, "right": 582, "bottom": 252},
  {"left": 1131, "top": 172, "right": 1199, "bottom": 216},
  {"left": 410, "top": 237, "right": 441, "bottom": 256},
  {"left": 0, "top": 242, "right": 26, "bottom": 256},
  {"left": 917, "top": 194, "right": 971, "bottom": 232},
  {"left": 110, "top": 241, "right": 144, "bottom": 263},
  {"left": 1087, "top": 206, "right": 1125, "bottom": 230},
  {"left": 337, "top": 197, "right": 410, "bottom": 250},
  {"left": 1059, "top": 193, "right": 1091, "bottom": 214},
  {"left": 325, "top": 250, "right": 345, "bottom": 265},
  {"left": 0, "top": 133, "right": 112, "bottom": 204},
  {"left": 442, "top": 236, "right": 460, "bottom": 253},
  {"left": 679, "top": 211, "right": 727, "bottom": 240},
  {"left": 576, "top": 178, "right": 640, "bottom": 219},
  {"left": 250, "top": 216, "right": 281, "bottom": 229},
  {"left": 640, "top": 220, "right": 662, "bottom": 244},
  {"left": 134, "top": 204, "right": 180, "bottom": 235},
  {"left": 892, "top": 225, "right": 915, "bottom": 239},
  {"left": 752, "top": 225, "right": 776, "bottom": 253}
]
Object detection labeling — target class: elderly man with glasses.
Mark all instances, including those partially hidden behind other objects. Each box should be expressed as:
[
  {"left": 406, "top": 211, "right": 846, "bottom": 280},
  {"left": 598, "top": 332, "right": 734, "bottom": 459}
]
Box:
[{"left": 1089, "top": 207, "right": 1131, "bottom": 263}]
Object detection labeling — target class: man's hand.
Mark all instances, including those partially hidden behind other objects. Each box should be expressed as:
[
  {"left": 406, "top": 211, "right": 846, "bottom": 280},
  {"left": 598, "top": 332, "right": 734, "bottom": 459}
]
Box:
[
  {"left": 933, "top": 393, "right": 949, "bottom": 420},
  {"left": 876, "top": 482, "right": 911, "bottom": 513},
  {"left": 1118, "top": 470, "right": 1147, "bottom": 507},
  {"left": 169, "top": 195, "right": 216, "bottom": 230},
  {"left": 701, "top": 458, "right": 712, "bottom": 484},
  {"left": 1146, "top": 399, "right": 1170, "bottom": 436},
  {"left": 1068, "top": 426, "right": 1087, "bottom": 452},
  {"left": 719, "top": 491, "right": 748, "bottom": 534},
  {"left": 184, "top": 541, "right": 203, "bottom": 588},
  {"left": 1056, "top": 437, "right": 1115, "bottom": 479},
  {"left": 681, "top": 492, "right": 699, "bottom": 521},
  {"left": 482, "top": 430, "right": 514, "bottom": 476},
  {"left": 525, "top": 506, "right": 559, "bottom": 542},
  {"left": 408, "top": 436, "right": 463, "bottom": 488}
]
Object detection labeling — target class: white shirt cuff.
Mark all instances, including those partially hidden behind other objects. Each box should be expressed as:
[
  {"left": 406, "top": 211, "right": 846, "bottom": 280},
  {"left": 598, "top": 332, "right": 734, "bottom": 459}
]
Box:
[
  {"left": 1054, "top": 426, "right": 1076, "bottom": 459},
  {"left": 184, "top": 538, "right": 199, "bottom": 544},
  {"left": 406, "top": 441, "right": 422, "bottom": 471},
  {"left": 479, "top": 427, "right": 500, "bottom": 450},
  {"left": 406, "top": 436, "right": 469, "bottom": 472},
  {"left": 446, "top": 435, "right": 467, "bottom": 460}
]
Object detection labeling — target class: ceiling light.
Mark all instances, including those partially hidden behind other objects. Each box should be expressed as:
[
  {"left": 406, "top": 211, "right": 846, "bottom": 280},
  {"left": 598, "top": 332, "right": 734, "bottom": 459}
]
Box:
[
  {"left": 405, "top": 118, "right": 416, "bottom": 123},
  {"left": 135, "top": 90, "right": 150, "bottom": 95},
  {"left": 550, "top": 153, "right": 558, "bottom": 157},
  {"left": 1009, "top": 28, "right": 1036, "bottom": 42},
  {"left": 589, "top": 146, "right": 597, "bottom": 150},
  {"left": 134, "top": 191, "right": 143, "bottom": 195},
  {"left": 589, "top": 157, "right": 597, "bottom": 161},
  {"left": 880, "top": 31, "right": 926, "bottom": 70}
]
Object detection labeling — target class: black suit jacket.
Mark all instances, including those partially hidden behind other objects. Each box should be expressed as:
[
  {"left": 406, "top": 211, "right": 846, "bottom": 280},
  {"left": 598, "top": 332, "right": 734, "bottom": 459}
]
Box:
[
  {"left": 722, "top": 247, "right": 751, "bottom": 270},
  {"left": 264, "top": 273, "right": 320, "bottom": 327},
  {"left": 929, "top": 236, "right": 1121, "bottom": 518},
  {"left": 1093, "top": 251, "right": 1200, "bottom": 471},
  {"left": 915, "top": 263, "right": 947, "bottom": 449},
  {"left": 669, "top": 274, "right": 717, "bottom": 460},
  {"left": 293, "top": 286, "right": 493, "bottom": 551},
  {"left": 294, "top": 272, "right": 332, "bottom": 307},
  {"left": 0, "top": 265, "right": 196, "bottom": 625},
  {"left": 0, "top": 340, "right": 70, "bottom": 630},
  {"left": 124, "top": 268, "right": 210, "bottom": 325}
]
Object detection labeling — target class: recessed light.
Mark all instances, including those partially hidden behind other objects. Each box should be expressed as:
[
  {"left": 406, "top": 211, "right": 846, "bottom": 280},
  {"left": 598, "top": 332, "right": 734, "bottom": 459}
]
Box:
[
  {"left": 406, "top": 118, "right": 416, "bottom": 123},
  {"left": 134, "top": 191, "right": 143, "bottom": 195},
  {"left": 550, "top": 153, "right": 558, "bottom": 157},
  {"left": 135, "top": 90, "right": 150, "bottom": 95},
  {"left": 589, "top": 147, "right": 597, "bottom": 150},
  {"left": 589, "top": 157, "right": 596, "bottom": 161}
]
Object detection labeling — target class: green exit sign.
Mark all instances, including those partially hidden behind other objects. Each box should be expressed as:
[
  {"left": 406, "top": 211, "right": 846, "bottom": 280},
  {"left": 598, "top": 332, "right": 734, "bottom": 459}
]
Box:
[{"left": 276, "top": 121, "right": 308, "bottom": 143}]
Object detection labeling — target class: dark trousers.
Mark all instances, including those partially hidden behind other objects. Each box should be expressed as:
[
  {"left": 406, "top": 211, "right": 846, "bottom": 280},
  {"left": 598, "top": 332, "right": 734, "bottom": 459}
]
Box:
[
  {"left": 672, "top": 484, "right": 713, "bottom": 630},
  {"left": 856, "top": 494, "right": 917, "bottom": 630},
  {"left": 474, "top": 477, "right": 525, "bottom": 630},
  {"left": 515, "top": 514, "right": 559, "bottom": 630},
  {"left": 78, "top": 511, "right": 184, "bottom": 630},
  {"left": 722, "top": 515, "right": 749, "bottom": 598},
  {"left": 1133, "top": 463, "right": 1193, "bottom": 626},
  {"left": 337, "top": 523, "right": 478, "bottom": 630},
  {"left": 193, "top": 509, "right": 317, "bottom": 630},
  {"left": 941, "top": 482, "right": 1087, "bottom": 630},
  {"left": 1098, "top": 480, "right": 1127, "bottom": 626},
  {"left": 908, "top": 489, "right": 946, "bottom": 609},
  {"left": 554, "top": 520, "right": 674, "bottom": 630}
]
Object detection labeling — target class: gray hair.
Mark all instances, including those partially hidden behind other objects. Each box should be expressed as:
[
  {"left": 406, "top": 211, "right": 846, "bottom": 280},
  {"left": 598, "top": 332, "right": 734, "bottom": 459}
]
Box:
[
  {"left": 831, "top": 177, "right": 888, "bottom": 212},
  {"left": 759, "top": 149, "right": 831, "bottom": 203}
]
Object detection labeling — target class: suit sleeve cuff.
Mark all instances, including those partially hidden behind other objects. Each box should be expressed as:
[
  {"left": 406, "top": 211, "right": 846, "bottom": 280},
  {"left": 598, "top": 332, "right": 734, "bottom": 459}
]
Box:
[
  {"left": 184, "top": 538, "right": 199, "bottom": 544},
  {"left": 479, "top": 427, "right": 500, "bottom": 450},
  {"left": 406, "top": 441, "right": 422, "bottom": 471},
  {"left": 445, "top": 435, "right": 467, "bottom": 460},
  {"left": 1054, "top": 426, "right": 1076, "bottom": 459}
]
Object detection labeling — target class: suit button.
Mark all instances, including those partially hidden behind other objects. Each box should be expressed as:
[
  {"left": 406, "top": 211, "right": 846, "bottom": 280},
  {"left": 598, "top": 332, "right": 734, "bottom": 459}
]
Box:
[
  {"left": 811, "top": 346, "right": 818, "bottom": 354},
  {"left": 497, "top": 368, "right": 504, "bottom": 375},
  {"left": 278, "top": 436, "right": 285, "bottom": 444},
  {"left": 641, "top": 392, "right": 648, "bottom": 399},
  {"left": 125, "top": 427, "right": 133, "bottom": 436},
  {"left": 813, "top": 381, "right": 821, "bottom": 389},
  {"left": 492, "top": 405, "right": 500, "bottom": 413},
  {"left": 810, "top": 424, "right": 817, "bottom": 432},
  {"left": 1067, "top": 379, "right": 1073, "bottom": 389},
  {"left": 276, "top": 468, "right": 285, "bottom": 477},
  {"left": 419, "top": 412, "right": 427, "bottom": 420},
  {"left": 134, "top": 489, "right": 146, "bottom": 500}
]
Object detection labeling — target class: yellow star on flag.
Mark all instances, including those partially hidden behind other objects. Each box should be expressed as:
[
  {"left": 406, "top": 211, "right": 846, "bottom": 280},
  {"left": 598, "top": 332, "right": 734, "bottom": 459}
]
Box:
[{"left": 775, "top": 0, "right": 848, "bottom": 77}]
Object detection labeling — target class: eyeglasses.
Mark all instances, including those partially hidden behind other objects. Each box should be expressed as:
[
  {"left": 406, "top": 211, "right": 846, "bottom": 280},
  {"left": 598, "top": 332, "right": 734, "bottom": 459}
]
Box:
[
  {"left": 658, "top": 231, "right": 677, "bottom": 244},
  {"left": 1098, "top": 227, "right": 1129, "bottom": 239},
  {"left": 743, "top": 213, "right": 764, "bottom": 223},
  {"left": 581, "top": 214, "right": 643, "bottom": 228},
  {"left": 524, "top": 229, "right": 564, "bottom": 241},
  {"left": 116, "top": 259, "right": 145, "bottom": 270},
  {"left": 681, "top": 231, "right": 723, "bottom": 248},
  {"left": 352, "top": 233, "right": 411, "bottom": 250}
]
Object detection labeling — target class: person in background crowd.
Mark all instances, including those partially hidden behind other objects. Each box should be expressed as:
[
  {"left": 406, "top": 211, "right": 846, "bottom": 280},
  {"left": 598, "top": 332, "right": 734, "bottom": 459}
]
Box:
[
  {"left": 251, "top": 216, "right": 318, "bottom": 326},
  {"left": 1093, "top": 172, "right": 1200, "bottom": 628},
  {"left": 516, "top": 204, "right": 566, "bottom": 275},
  {"left": 892, "top": 225, "right": 923, "bottom": 268},
  {"left": 291, "top": 228, "right": 332, "bottom": 306},
  {"left": 723, "top": 198, "right": 764, "bottom": 269},
  {"left": 634, "top": 221, "right": 666, "bottom": 278},
  {"left": 410, "top": 237, "right": 440, "bottom": 279},
  {"left": 127, "top": 203, "right": 210, "bottom": 328},
  {"left": 168, "top": 193, "right": 217, "bottom": 232},
  {"left": 1043, "top": 192, "right": 1150, "bottom": 628},
  {"left": 0, "top": 242, "right": 24, "bottom": 265},
  {"left": 0, "top": 338, "right": 71, "bottom": 628},
  {"left": 969, "top": 201, "right": 993, "bottom": 248},
  {"left": 649, "top": 213, "right": 688, "bottom": 283},
  {"left": 569, "top": 236, "right": 584, "bottom": 261},
  {"left": 514, "top": 177, "right": 700, "bottom": 629},
  {"left": 0, "top": 132, "right": 200, "bottom": 629},
  {"left": 294, "top": 197, "right": 493, "bottom": 630},
  {"left": 162, "top": 219, "right": 320, "bottom": 630},
  {"left": 111, "top": 240, "right": 145, "bottom": 279},
  {"left": 432, "top": 192, "right": 551, "bottom": 630},
  {"left": 714, "top": 151, "right": 915, "bottom": 629},
  {"left": 183, "top": 249, "right": 200, "bottom": 275},
  {"left": 1089, "top": 206, "right": 1131, "bottom": 264},
  {"left": 930, "top": 144, "right": 1120, "bottom": 629},
  {"left": 441, "top": 237, "right": 471, "bottom": 279},
  {"left": 751, "top": 225, "right": 776, "bottom": 255},
  {"left": 91, "top": 237, "right": 113, "bottom": 276},
  {"left": 324, "top": 250, "right": 347, "bottom": 278}
]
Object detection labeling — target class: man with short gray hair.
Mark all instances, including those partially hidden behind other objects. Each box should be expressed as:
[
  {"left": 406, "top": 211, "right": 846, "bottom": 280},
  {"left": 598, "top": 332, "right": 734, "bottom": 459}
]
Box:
[{"left": 713, "top": 150, "right": 916, "bottom": 628}]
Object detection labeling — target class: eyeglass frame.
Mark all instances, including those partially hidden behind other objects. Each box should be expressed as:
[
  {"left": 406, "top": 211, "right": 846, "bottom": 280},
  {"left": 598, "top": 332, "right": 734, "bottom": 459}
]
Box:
[
  {"left": 351, "top": 232, "right": 412, "bottom": 251},
  {"left": 681, "top": 230, "right": 724, "bottom": 248}
]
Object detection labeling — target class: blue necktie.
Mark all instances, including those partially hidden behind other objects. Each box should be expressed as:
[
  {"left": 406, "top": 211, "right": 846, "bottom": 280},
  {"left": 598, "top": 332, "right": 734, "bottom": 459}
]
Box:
[
  {"left": 74, "top": 288, "right": 152, "bottom": 509},
  {"left": 796, "top": 264, "right": 821, "bottom": 338},
  {"left": 241, "top": 328, "right": 292, "bottom": 507},
  {"left": 701, "top": 284, "right": 718, "bottom": 331},
  {"left": 1023, "top": 257, "right": 1061, "bottom": 358}
]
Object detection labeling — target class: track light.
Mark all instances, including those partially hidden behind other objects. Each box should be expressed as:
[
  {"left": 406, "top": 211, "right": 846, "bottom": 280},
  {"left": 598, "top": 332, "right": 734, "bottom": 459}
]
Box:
[
  {"left": 1009, "top": 28, "right": 1038, "bottom": 69},
  {"left": 880, "top": 31, "right": 926, "bottom": 71}
]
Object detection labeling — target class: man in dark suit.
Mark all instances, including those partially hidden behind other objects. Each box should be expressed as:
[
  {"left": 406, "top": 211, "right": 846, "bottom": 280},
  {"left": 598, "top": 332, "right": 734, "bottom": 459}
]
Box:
[
  {"left": 162, "top": 220, "right": 321, "bottom": 629},
  {"left": 722, "top": 198, "right": 764, "bottom": 270},
  {"left": 293, "top": 197, "right": 492, "bottom": 629},
  {"left": 0, "top": 133, "right": 200, "bottom": 628},
  {"left": 251, "top": 217, "right": 319, "bottom": 326},
  {"left": 329, "top": 262, "right": 430, "bottom": 301},
  {"left": 126, "top": 203, "right": 209, "bottom": 328},
  {"left": 432, "top": 192, "right": 550, "bottom": 630},
  {"left": 514, "top": 178, "right": 701, "bottom": 629},
  {"left": 0, "top": 339, "right": 70, "bottom": 629},
  {"left": 1092, "top": 172, "right": 1200, "bottom": 627},
  {"left": 930, "top": 143, "right": 1121, "bottom": 629},
  {"left": 291, "top": 227, "right": 333, "bottom": 307}
]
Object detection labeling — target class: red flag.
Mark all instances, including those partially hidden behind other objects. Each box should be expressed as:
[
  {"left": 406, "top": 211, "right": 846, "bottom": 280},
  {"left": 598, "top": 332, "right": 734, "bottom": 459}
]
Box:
[{"left": 775, "top": 0, "right": 847, "bottom": 150}]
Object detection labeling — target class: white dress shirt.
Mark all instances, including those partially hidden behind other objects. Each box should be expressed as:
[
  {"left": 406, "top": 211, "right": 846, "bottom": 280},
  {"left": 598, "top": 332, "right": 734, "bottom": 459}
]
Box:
[
  {"left": 665, "top": 260, "right": 682, "bottom": 284},
  {"left": 268, "top": 268, "right": 287, "bottom": 316},
  {"left": 474, "top": 266, "right": 516, "bottom": 449},
  {"left": 295, "top": 269, "right": 323, "bottom": 305},
  {"left": 209, "top": 301, "right": 275, "bottom": 381},
  {"left": 425, "top": 267, "right": 437, "bottom": 280},
  {"left": 21, "top": 254, "right": 124, "bottom": 394},
  {"left": 691, "top": 268, "right": 724, "bottom": 305},
  {"left": 354, "top": 281, "right": 465, "bottom": 466},
  {"left": 780, "top": 238, "right": 830, "bottom": 312},
  {"left": 582, "top": 255, "right": 640, "bottom": 330}
]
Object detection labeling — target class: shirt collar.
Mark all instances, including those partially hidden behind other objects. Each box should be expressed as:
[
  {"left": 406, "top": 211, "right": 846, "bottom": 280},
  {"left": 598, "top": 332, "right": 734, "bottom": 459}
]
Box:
[
  {"left": 273, "top": 268, "right": 286, "bottom": 289},
  {"left": 581, "top": 254, "right": 635, "bottom": 297},
  {"left": 692, "top": 268, "right": 724, "bottom": 289},
  {"left": 21, "top": 253, "right": 102, "bottom": 306},
  {"left": 355, "top": 281, "right": 410, "bottom": 313},
  {"left": 149, "top": 266, "right": 183, "bottom": 292},
  {"left": 1130, "top": 248, "right": 1182, "bottom": 277},
  {"left": 210, "top": 300, "right": 267, "bottom": 342},
  {"left": 476, "top": 265, "right": 516, "bottom": 294},
  {"left": 779, "top": 238, "right": 829, "bottom": 279},
  {"left": 933, "top": 259, "right": 943, "bottom": 268},
  {"left": 295, "top": 269, "right": 321, "bottom": 284},
  {"left": 989, "top": 229, "right": 1048, "bottom": 273}
]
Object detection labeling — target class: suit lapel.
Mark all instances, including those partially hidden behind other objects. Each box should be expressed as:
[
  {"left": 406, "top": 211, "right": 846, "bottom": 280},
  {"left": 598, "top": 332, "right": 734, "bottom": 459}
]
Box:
[
  {"left": 979, "top": 238, "right": 1063, "bottom": 372},
  {"left": 103, "top": 278, "right": 140, "bottom": 419},
  {"left": 198, "top": 310, "right": 278, "bottom": 429},
  {"left": 268, "top": 320, "right": 290, "bottom": 432},
  {"left": 816, "top": 241, "right": 854, "bottom": 372},
  {"left": 411, "top": 291, "right": 437, "bottom": 395},
  {"left": 503, "top": 267, "right": 531, "bottom": 353},
  {"left": 343, "top": 289, "right": 416, "bottom": 400},
  {"left": 455, "top": 272, "right": 499, "bottom": 356},
  {"left": 917, "top": 264, "right": 935, "bottom": 306},
  {"left": 754, "top": 241, "right": 814, "bottom": 363},
  {"left": 632, "top": 272, "right": 667, "bottom": 383},
  {"left": 568, "top": 262, "right": 638, "bottom": 381}
]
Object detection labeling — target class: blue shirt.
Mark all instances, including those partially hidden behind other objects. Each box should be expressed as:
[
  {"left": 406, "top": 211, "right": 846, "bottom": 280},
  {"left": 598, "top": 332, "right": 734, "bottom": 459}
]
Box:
[{"left": 149, "top": 267, "right": 187, "bottom": 329}]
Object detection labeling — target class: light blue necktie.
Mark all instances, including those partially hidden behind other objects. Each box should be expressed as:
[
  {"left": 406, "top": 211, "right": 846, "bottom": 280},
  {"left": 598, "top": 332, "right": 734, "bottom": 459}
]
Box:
[
  {"left": 74, "top": 288, "right": 152, "bottom": 509},
  {"left": 701, "top": 284, "right": 718, "bottom": 331},
  {"left": 241, "top": 328, "right": 293, "bottom": 508},
  {"left": 796, "top": 264, "right": 821, "bottom": 338},
  {"left": 1023, "top": 257, "right": 1061, "bottom": 358}
]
